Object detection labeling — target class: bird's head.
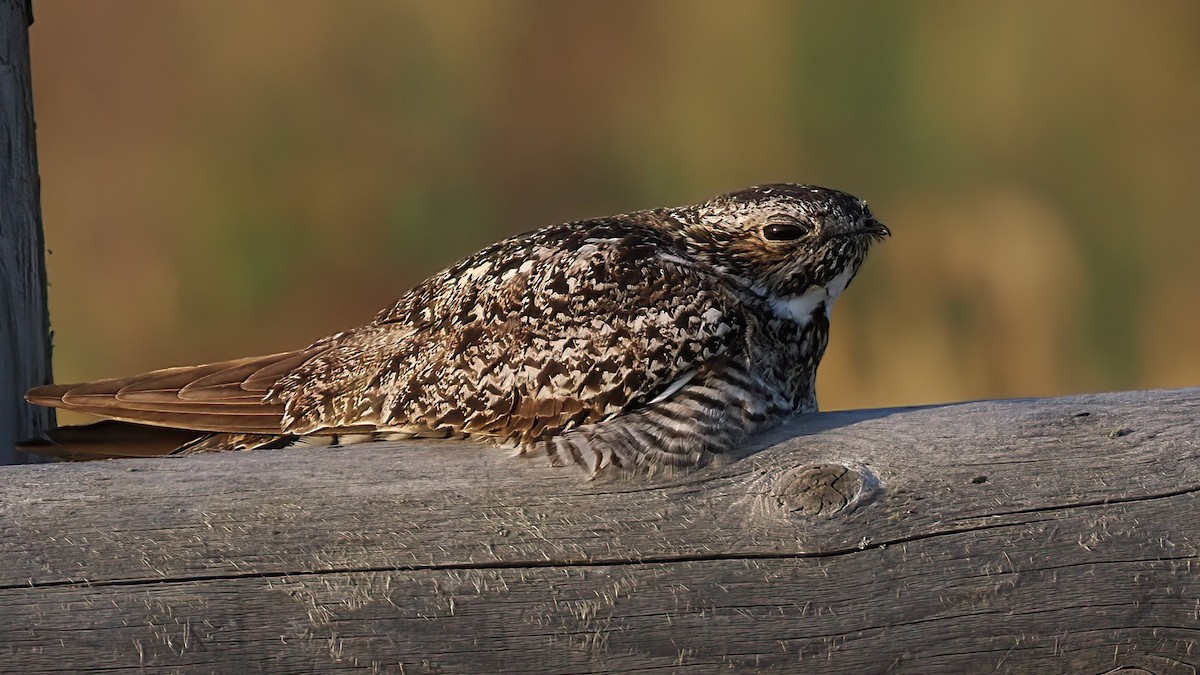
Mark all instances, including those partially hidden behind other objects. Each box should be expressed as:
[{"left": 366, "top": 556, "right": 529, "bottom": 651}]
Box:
[{"left": 670, "top": 184, "right": 889, "bottom": 307}]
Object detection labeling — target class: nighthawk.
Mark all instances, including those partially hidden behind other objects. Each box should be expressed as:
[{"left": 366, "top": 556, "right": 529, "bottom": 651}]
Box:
[{"left": 23, "top": 184, "right": 889, "bottom": 476}]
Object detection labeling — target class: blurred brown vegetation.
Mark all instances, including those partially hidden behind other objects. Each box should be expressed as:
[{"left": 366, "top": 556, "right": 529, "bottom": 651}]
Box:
[{"left": 27, "top": 1, "right": 1200, "bottom": 414}]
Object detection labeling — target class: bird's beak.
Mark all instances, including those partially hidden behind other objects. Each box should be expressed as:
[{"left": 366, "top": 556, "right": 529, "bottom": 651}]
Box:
[
  {"left": 822, "top": 217, "right": 891, "bottom": 242},
  {"left": 864, "top": 218, "right": 890, "bottom": 238}
]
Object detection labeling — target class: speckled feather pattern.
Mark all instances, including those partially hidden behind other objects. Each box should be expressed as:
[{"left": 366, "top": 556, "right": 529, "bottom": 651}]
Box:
[{"left": 26, "top": 184, "right": 888, "bottom": 476}]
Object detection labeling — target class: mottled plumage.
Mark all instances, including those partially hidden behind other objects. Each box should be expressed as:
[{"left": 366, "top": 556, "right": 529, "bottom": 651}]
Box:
[{"left": 23, "top": 183, "right": 888, "bottom": 476}]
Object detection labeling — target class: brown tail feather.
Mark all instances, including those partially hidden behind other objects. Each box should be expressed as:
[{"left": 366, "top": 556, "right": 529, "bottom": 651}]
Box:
[
  {"left": 25, "top": 348, "right": 326, "bottom": 434},
  {"left": 16, "top": 421, "right": 207, "bottom": 460}
]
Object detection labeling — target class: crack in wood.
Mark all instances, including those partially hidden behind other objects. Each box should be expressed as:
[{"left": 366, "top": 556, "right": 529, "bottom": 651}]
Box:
[
  {"left": 2, "top": 517, "right": 1056, "bottom": 592},
  {"left": 971, "top": 484, "right": 1200, "bottom": 520}
]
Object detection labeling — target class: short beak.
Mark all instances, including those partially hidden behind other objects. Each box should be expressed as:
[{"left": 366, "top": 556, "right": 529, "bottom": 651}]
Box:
[
  {"left": 823, "top": 217, "right": 890, "bottom": 242},
  {"left": 864, "top": 218, "right": 891, "bottom": 238}
]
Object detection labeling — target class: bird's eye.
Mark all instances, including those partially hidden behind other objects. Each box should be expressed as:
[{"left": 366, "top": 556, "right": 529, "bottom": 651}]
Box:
[{"left": 762, "top": 221, "right": 806, "bottom": 241}]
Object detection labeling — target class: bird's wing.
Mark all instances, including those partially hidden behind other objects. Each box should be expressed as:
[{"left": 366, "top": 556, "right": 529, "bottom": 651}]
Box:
[
  {"left": 25, "top": 347, "right": 328, "bottom": 433},
  {"left": 273, "top": 220, "right": 748, "bottom": 443}
]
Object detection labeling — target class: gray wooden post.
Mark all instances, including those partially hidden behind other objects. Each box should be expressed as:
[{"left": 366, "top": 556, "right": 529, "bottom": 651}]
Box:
[
  {"left": 0, "top": 0, "right": 54, "bottom": 464},
  {"left": 1, "top": 388, "right": 1197, "bottom": 672}
]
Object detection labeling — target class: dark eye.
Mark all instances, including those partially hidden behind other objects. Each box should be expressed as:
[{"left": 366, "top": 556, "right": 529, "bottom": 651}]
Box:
[{"left": 762, "top": 221, "right": 806, "bottom": 241}]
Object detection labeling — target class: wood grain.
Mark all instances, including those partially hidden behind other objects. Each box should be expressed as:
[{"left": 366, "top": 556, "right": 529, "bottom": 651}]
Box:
[
  {"left": 0, "top": 0, "right": 54, "bottom": 465},
  {"left": 1, "top": 388, "right": 1198, "bottom": 673}
]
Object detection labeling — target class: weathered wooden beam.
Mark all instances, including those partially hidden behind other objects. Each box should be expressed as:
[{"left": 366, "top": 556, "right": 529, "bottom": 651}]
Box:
[
  {"left": 0, "top": 0, "right": 54, "bottom": 465},
  {"left": 1, "top": 388, "right": 1198, "bottom": 672}
]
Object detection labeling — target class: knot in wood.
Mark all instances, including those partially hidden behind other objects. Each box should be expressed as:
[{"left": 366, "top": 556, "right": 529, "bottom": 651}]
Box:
[{"left": 772, "top": 463, "right": 864, "bottom": 517}]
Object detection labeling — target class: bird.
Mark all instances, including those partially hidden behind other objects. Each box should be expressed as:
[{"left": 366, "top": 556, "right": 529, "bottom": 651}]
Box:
[{"left": 21, "top": 183, "right": 889, "bottom": 476}]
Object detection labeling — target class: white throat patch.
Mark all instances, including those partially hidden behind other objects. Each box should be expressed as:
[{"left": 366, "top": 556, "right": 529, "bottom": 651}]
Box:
[{"left": 767, "top": 267, "right": 856, "bottom": 326}]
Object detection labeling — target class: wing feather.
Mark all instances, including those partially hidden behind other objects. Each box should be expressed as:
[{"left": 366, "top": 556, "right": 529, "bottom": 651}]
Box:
[
  {"left": 271, "top": 219, "right": 746, "bottom": 443},
  {"left": 25, "top": 348, "right": 327, "bottom": 433},
  {"left": 29, "top": 217, "right": 749, "bottom": 448}
]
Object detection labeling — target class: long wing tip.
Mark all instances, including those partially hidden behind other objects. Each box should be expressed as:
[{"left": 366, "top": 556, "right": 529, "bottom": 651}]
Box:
[
  {"left": 22, "top": 348, "right": 322, "bottom": 434},
  {"left": 26, "top": 383, "right": 74, "bottom": 407}
]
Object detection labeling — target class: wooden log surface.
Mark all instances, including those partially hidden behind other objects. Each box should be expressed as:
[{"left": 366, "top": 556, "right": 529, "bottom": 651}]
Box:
[{"left": 1, "top": 387, "right": 1198, "bottom": 673}]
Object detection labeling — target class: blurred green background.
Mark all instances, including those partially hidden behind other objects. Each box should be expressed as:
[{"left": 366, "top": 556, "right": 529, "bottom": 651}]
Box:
[{"left": 28, "top": 1, "right": 1200, "bottom": 414}]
